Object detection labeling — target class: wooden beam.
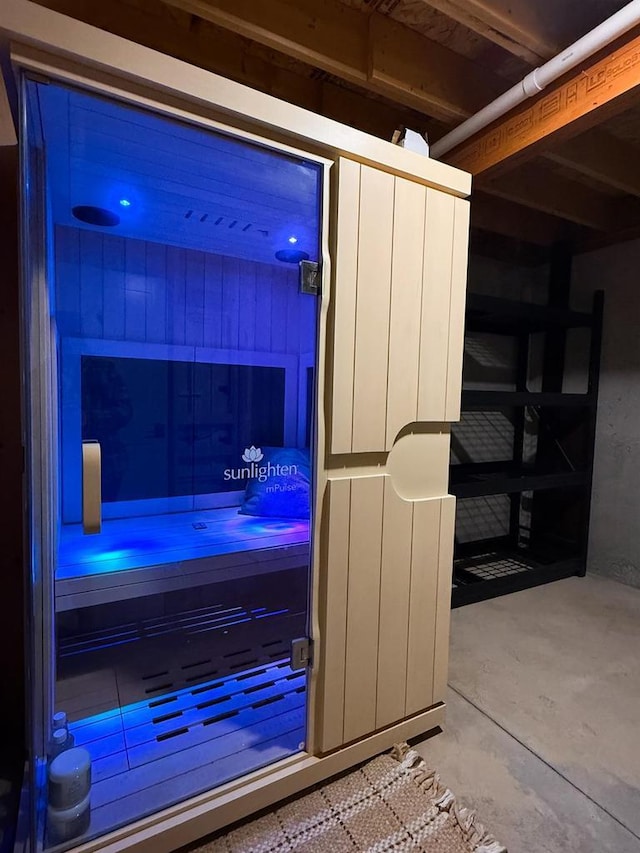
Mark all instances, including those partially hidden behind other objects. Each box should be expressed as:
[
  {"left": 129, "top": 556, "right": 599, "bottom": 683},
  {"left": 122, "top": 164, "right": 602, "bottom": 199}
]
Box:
[
  {"left": 417, "top": 0, "right": 554, "bottom": 64},
  {"left": 40, "top": 0, "right": 639, "bottom": 239},
  {"left": 366, "top": 13, "right": 503, "bottom": 120},
  {"left": 443, "top": 27, "right": 640, "bottom": 177},
  {"left": 470, "top": 228, "right": 551, "bottom": 266},
  {"left": 159, "top": 0, "right": 507, "bottom": 123},
  {"left": 419, "top": 1, "right": 640, "bottom": 198},
  {"left": 31, "top": 0, "right": 440, "bottom": 142},
  {"left": 166, "top": 0, "right": 370, "bottom": 87},
  {"left": 576, "top": 218, "right": 640, "bottom": 253},
  {"left": 574, "top": 194, "right": 640, "bottom": 249},
  {"left": 419, "top": 0, "right": 638, "bottom": 69},
  {"left": 471, "top": 192, "right": 573, "bottom": 245},
  {"left": 480, "top": 162, "right": 636, "bottom": 231},
  {"left": 546, "top": 128, "right": 640, "bottom": 197}
]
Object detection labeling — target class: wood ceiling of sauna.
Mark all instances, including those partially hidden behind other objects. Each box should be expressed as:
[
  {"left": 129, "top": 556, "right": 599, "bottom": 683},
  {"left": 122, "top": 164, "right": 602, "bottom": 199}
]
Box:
[
  {"left": 32, "top": 0, "right": 640, "bottom": 258},
  {"left": 38, "top": 84, "right": 320, "bottom": 264}
]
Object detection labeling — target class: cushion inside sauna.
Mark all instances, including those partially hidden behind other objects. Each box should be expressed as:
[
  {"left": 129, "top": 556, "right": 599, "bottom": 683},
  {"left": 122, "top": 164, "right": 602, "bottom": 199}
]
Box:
[{"left": 239, "top": 447, "right": 311, "bottom": 519}]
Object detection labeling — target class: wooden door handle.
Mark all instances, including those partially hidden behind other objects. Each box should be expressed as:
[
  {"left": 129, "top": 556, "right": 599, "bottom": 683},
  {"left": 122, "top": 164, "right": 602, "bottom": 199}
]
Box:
[{"left": 82, "top": 440, "right": 102, "bottom": 535}]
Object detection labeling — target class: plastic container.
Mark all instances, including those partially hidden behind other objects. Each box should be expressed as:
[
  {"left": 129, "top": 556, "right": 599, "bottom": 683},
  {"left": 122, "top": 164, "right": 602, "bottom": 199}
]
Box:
[
  {"left": 52, "top": 711, "right": 68, "bottom": 730},
  {"left": 49, "top": 728, "right": 70, "bottom": 761},
  {"left": 47, "top": 792, "right": 91, "bottom": 845},
  {"left": 48, "top": 747, "right": 92, "bottom": 810},
  {"left": 51, "top": 712, "right": 75, "bottom": 752}
]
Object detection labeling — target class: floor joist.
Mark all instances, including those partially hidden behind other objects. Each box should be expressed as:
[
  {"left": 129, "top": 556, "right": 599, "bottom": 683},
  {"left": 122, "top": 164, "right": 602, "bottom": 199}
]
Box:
[{"left": 159, "top": 0, "right": 507, "bottom": 123}]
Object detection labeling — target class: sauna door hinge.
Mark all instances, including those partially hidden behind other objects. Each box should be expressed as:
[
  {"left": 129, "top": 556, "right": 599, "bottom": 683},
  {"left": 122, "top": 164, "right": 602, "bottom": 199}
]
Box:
[
  {"left": 299, "top": 260, "right": 320, "bottom": 295},
  {"left": 290, "top": 637, "right": 312, "bottom": 671}
]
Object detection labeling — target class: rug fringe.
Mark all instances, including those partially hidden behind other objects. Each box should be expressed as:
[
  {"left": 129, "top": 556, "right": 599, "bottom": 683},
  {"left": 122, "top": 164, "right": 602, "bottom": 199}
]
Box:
[{"left": 390, "top": 743, "right": 507, "bottom": 853}]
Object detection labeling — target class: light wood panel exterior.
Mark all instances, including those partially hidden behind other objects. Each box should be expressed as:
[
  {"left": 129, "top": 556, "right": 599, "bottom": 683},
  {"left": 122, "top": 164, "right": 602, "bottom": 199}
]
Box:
[
  {"left": 405, "top": 498, "right": 441, "bottom": 716},
  {"left": 418, "top": 189, "right": 455, "bottom": 424},
  {"left": 351, "top": 169, "right": 394, "bottom": 453},
  {"left": 317, "top": 155, "right": 468, "bottom": 754},
  {"left": 385, "top": 178, "right": 426, "bottom": 448},
  {"left": 376, "top": 478, "right": 413, "bottom": 729},
  {"left": 316, "top": 478, "right": 350, "bottom": 753},
  {"left": 445, "top": 198, "right": 471, "bottom": 421},
  {"left": 343, "top": 475, "right": 385, "bottom": 742},
  {"left": 331, "top": 158, "right": 470, "bottom": 454},
  {"left": 330, "top": 159, "right": 359, "bottom": 456},
  {"left": 317, "top": 481, "right": 457, "bottom": 750},
  {"left": 433, "top": 495, "right": 456, "bottom": 703}
]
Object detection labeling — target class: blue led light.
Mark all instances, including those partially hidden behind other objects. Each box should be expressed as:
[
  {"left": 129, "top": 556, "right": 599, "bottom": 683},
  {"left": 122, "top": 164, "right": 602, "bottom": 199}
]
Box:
[
  {"left": 288, "top": 235, "right": 298, "bottom": 244},
  {"left": 119, "top": 198, "right": 132, "bottom": 207}
]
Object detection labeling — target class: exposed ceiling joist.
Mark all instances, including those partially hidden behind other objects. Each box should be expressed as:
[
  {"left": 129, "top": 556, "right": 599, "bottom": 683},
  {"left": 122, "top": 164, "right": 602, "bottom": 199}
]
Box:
[
  {"left": 34, "top": 0, "right": 640, "bottom": 244},
  {"left": 471, "top": 192, "right": 572, "bottom": 245},
  {"left": 546, "top": 128, "right": 640, "bottom": 197},
  {"left": 576, "top": 217, "right": 640, "bottom": 253},
  {"left": 469, "top": 228, "right": 551, "bottom": 266},
  {"left": 418, "top": 0, "right": 640, "bottom": 199},
  {"left": 416, "top": 0, "right": 555, "bottom": 64},
  {"left": 418, "top": 0, "right": 632, "bottom": 68},
  {"left": 159, "top": 0, "right": 507, "bottom": 123},
  {"left": 443, "top": 26, "right": 640, "bottom": 177},
  {"left": 32, "top": 0, "right": 441, "bottom": 141},
  {"left": 480, "top": 162, "right": 635, "bottom": 231}
]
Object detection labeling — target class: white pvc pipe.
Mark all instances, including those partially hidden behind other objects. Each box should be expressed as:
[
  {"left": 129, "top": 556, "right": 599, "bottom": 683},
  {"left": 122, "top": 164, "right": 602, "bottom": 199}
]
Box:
[{"left": 431, "top": 0, "right": 640, "bottom": 159}]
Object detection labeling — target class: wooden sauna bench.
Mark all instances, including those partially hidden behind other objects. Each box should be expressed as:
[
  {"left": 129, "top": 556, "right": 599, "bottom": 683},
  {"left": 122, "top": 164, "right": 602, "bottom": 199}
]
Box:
[{"left": 55, "top": 507, "right": 310, "bottom": 611}]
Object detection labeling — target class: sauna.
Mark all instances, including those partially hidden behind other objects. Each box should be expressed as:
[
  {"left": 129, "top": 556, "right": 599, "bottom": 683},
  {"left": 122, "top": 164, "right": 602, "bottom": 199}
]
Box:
[{"left": 0, "top": 1, "right": 471, "bottom": 851}]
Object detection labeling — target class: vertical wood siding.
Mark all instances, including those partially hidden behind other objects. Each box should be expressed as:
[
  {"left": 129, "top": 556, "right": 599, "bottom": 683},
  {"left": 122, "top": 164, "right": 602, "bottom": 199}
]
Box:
[
  {"left": 317, "top": 158, "right": 468, "bottom": 754},
  {"left": 55, "top": 225, "right": 313, "bottom": 356},
  {"left": 330, "top": 160, "right": 470, "bottom": 454},
  {"left": 319, "top": 483, "right": 455, "bottom": 752}
]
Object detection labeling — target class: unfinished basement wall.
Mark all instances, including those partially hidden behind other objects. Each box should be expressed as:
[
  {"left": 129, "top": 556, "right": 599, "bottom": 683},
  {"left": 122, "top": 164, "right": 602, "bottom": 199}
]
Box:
[{"left": 572, "top": 240, "right": 640, "bottom": 589}]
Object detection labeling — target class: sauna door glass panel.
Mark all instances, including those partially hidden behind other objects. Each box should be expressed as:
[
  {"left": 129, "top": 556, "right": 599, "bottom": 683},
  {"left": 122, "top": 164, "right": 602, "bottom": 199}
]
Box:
[{"left": 23, "top": 77, "right": 322, "bottom": 849}]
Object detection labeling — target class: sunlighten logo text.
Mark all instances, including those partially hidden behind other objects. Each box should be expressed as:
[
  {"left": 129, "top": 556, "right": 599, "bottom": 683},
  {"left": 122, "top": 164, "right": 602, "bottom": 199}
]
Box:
[{"left": 223, "top": 446, "right": 298, "bottom": 483}]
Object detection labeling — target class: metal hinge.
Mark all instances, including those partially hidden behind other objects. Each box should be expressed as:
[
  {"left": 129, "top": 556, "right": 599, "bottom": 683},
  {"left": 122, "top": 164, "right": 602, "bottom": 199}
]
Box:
[
  {"left": 290, "top": 637, "right": 312, "bottom": 672},
  {"left": 299, "top": 260, "right": 320, "bottom": 295}
]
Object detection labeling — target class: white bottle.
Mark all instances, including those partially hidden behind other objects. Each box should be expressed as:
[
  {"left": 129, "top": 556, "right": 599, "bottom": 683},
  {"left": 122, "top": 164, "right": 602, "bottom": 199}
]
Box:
[
  {"left": 47, "top": 747, "right": 92, "bottom": 845},
  {"left": 52, "top": 711, "right": 67, "bottom": 730},
  {"left": 47, "top": 792, "right": 91, "bottom": 845},
  {"left": 48, "top": 746, "right": 92, "bottom": 810},
  {"left": 49, "top": 728, "right": 70, "bottom": 761},
  {"left": 52, "top": 710, "right": 75, "bottom": 750}
]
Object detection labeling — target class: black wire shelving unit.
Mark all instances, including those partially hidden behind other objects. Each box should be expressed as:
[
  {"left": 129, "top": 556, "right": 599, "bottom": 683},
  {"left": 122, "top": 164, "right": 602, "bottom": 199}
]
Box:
[{"left": 451, "top": 247, "right": 603, "bottom": 608}]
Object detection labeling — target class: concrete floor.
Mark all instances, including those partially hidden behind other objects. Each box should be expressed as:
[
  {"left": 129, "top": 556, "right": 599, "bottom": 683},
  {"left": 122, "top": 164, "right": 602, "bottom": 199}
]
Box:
[{"left": 417, "top": 574, "right": 640, "bottom": 853}]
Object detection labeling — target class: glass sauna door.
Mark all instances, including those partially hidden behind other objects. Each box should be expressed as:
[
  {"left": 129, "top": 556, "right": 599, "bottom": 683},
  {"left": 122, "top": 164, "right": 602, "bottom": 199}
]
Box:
[{"left": 23, "top": 77, "right": 322, "bottom": 849}]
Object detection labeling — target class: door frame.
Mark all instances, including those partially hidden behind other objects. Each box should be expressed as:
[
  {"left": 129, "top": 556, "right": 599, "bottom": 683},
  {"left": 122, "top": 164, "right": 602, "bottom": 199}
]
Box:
[
  {"left": 19, "top": 60, "right": 332, "bottom": 766},
  {"left": 19, "top": 73, "right": 56, "bottom": 849},
  {"left": 20, "top": 65, "right": 333, "bottom": 850}
]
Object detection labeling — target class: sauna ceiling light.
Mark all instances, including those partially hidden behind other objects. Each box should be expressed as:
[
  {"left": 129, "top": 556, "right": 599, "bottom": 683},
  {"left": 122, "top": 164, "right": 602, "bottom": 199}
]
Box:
[
  {"left": 275, "top": 248, "right": 309, "bottom": 263},
  {"left": 72, "top": 205, "right": 120, "bottom": 227},
  {"left": 119, "top": 198, "right": 132, "bottom": 207},
  {"left": 288, "top": 235, "right": 298, "bottom": 244}
]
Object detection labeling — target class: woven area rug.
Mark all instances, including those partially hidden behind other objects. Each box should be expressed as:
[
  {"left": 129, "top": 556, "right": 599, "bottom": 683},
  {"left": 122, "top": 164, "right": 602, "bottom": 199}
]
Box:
[{"left": 197, "top": 744, "right": 506, "bottom": 852}]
